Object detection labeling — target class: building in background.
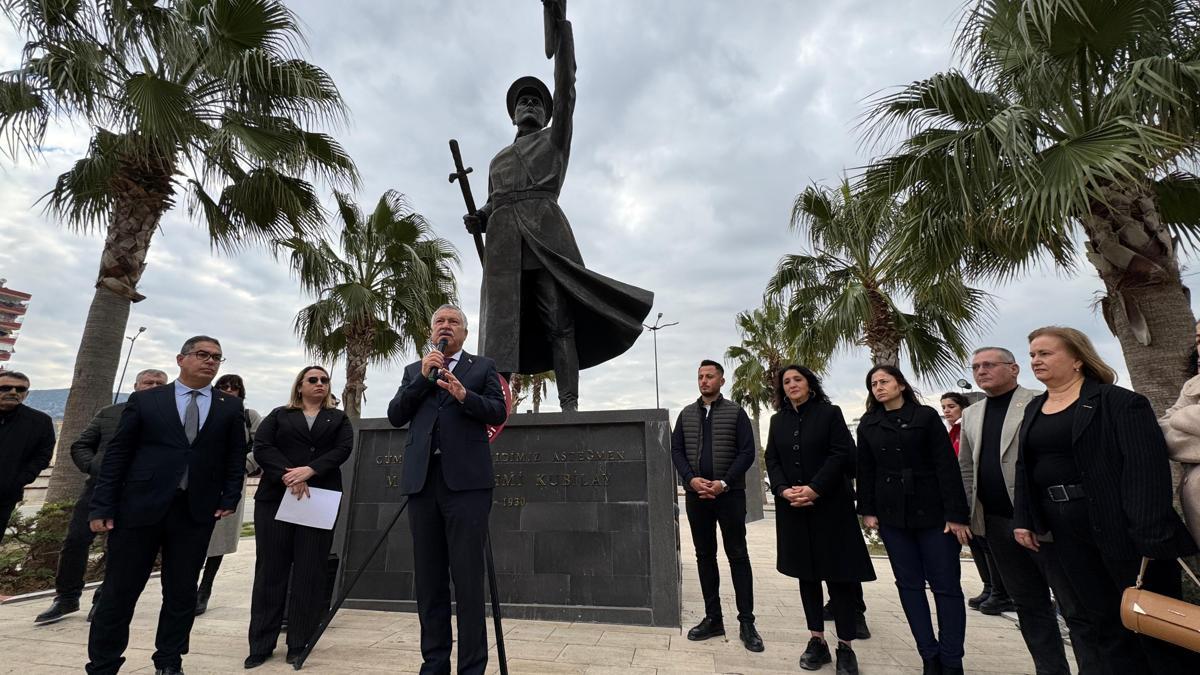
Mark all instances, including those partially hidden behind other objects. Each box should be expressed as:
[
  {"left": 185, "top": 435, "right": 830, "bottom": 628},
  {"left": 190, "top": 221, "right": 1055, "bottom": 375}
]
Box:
[{"left": 0, "top": 279, "right": 32, "bottom": 364}]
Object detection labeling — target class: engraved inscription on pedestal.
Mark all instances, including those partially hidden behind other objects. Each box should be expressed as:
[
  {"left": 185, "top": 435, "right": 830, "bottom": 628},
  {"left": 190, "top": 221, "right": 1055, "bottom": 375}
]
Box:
[{"left": 335, "top": 409, "right": 681, "bottom": 627}]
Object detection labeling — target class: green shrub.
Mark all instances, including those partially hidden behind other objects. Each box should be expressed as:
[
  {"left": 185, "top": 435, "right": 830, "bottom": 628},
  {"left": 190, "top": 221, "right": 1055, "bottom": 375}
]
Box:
[{"left": 0, "top": 501, "right": 106, "bottom": 595}]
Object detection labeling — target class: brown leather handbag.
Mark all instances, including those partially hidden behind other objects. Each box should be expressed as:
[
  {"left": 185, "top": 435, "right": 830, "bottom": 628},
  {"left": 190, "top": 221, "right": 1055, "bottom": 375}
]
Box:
[{"left": 1120, "top": 557, "right": 1200, "bottom": 652}]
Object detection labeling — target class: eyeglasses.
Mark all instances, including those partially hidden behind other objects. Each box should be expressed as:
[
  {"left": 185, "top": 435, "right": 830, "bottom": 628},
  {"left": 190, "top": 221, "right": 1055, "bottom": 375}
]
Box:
[
  {"left": 218, "top": 384, "right": 239, "bottom": 392},
  {"left": 970, "top": 361, "right": 1014, "bottom": 371},
  {"left": 184, "top": 351, "right": 225, "bottom": 363},
  {"left": 307, "top": 376, "right": 331, "bottom": 385},
  {"left": 0, "top": 384, "right": 28, "bottom": 393}
]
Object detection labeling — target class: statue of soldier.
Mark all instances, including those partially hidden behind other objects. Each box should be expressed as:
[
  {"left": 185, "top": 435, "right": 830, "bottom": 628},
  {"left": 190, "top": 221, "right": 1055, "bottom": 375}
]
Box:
[{"left": 463, "top": 0, "right": 653, "bottom": 412}]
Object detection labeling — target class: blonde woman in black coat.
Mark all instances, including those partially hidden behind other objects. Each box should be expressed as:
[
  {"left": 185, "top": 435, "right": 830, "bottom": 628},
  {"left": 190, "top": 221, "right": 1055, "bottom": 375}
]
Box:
[
  {"left": 245, "top": 366, "right": 354, "bottom": 668},
  {"left": 765, "top": 366, "right": 874, "bottom": 675},
  {"left": 1013, "top": 326, "right": 1198, "bottom": 674}
]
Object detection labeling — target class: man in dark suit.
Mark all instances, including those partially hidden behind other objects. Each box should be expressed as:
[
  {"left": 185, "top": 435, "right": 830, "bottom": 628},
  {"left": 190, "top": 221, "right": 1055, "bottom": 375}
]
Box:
[
  {"left": 0, "top": 370, "right": 54, "bottom": 543},
  {"left": 388, "top": 305, "right": 507, "bottom": 675},
  {"left": 86, "top": 336, "right": 247, "bottom": 675},
  {"left": 35, "top": 368, "right": 169, "bottom": 626}
]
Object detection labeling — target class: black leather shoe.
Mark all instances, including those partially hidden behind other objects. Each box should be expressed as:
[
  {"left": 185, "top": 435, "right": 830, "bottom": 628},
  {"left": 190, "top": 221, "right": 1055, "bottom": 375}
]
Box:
[
  {"left": 738, "top": 621, "right": 764, "bottom": 652},
  {"left": 155, "top": 667, "right": 183, "bottom": 675},
  {"left": 799, "top": 637, "right": 831, "bottom": 670},
  {"left": 835, "top": 643, "right": 859, "bottom": 675},
  {"left": 967, "top": 586, "right": 991, "bottom": 610},
  {"left": 285, "top": 648, "right": 303, "bottom": 665},
  {"left": 922, "top": 656, "right": 943, "bottom": 674},
  {"left": 854, "top": 613, "right": 871, "bottom": 640},
  {"left": 34, "top": 598, "right": 79, "bottom": 625},
  {"left": 244, "top": 653, "right": 271, "bottom": 669},
  {"left": 979, "top": 593, "right": 1016, "bottom": 615},
  {"left": 195, "top": 585, "right": 211, "bottom": 616},
  {"left": 686, "top": 616, "right": 725, "bottom": 641}
]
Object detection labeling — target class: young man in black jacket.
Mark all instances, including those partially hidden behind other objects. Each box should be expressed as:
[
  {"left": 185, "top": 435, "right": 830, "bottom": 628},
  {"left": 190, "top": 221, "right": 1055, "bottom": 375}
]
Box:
[
  {"left": 670, "top": 360, "right": 764, "bottom": 652},
  {"left": 0, "top": 370, "right": 54, "bottom": 544}
]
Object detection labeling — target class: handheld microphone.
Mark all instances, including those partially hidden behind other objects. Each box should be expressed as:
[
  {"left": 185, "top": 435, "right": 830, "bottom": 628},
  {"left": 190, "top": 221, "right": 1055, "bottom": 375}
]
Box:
[{"left": 427, "top": 338, "right": 450, "bottom": 383}]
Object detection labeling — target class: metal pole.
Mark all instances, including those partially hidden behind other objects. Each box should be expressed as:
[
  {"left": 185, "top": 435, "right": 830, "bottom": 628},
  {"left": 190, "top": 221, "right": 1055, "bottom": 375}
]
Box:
[
  {"left": 643, "top": 314, "right": 677, "bottom": 410},
  {"left": 113, "top": 326, "right": 146, "bottom": 404}
]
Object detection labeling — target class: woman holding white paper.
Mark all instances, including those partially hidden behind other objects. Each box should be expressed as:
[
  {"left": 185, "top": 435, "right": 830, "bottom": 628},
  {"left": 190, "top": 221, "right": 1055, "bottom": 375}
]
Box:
[{"left": 246, "top": 366, "right": 354, "bottom": 669}]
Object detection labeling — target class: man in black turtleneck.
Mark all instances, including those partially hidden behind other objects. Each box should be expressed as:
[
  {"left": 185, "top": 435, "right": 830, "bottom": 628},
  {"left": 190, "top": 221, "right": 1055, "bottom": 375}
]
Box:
[
  {"left": 670, "top": 359, "right": 762, "bottom": 652},
  {"left": 0, "top": 370, "right": 54, "bottom": 543},
  {"left": 958, "top": 347, "right": 1090, "bottom": 674}
]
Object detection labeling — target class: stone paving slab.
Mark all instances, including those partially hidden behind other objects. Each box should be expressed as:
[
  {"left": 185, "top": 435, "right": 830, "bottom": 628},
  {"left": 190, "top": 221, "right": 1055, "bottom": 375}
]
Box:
[{"left": 0, "top": 502, "right": 1070, "bottom": 674}]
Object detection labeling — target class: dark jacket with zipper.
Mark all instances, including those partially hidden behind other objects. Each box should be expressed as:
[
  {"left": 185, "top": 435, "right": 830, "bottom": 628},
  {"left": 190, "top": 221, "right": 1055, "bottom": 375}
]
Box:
[
  {"left": 856, "top": 401, "right": 970, "bottom": 529},
  {"left": 1013, "top": 378, "right": 1197, "bottom": 560},
  {"left": 252, "top": 406, "right": 354, "bottom": 503},
  {"left": 671, "top": 394, "right": 755, "bottom": 491}
]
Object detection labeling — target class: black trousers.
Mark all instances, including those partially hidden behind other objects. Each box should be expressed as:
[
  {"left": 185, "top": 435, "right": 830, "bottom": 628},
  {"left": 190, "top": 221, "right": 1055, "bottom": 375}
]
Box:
[
  {"left": 684, "top": 490, "right": 754, "bottom": 623},
  {"left": 57, "top": 481, "right": 102, "bottom": 601},
  {"left": 1041, "top": 499, "right": 1200, "bottom": 675},
  {"left": 967, "top": 534, "right": 1009, "bottom": 599},
  {"left": 800, "top": 579, "right": 863, "bottom": 640},
  {"left": 983, "top": 514, "right": 1072, "bottom": 675},
  {"left": 409, "top": 456, "right": 492, "bottom": 675},
  {"left": 247, "top": 498, "right": 335, "bottom": 655},
  {"left": 879, "top": 524, "right": 966, "bottom": 668},
  {"left": 86, "top": 492, "right": 215, "bottom": 674},
  {"left": 0, "top": 497, "right": 17, "bottom": 545}
]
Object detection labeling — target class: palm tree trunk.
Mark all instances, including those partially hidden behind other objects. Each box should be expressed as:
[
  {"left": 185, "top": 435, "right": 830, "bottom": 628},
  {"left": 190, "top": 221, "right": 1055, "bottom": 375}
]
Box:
[
  {"left": 1085, "top": 185, "right": 1196, "bottom": 415},
  {"left": 342, "top": 320, "right": 373, "bottom": 420},
  {"left": 45, "top": 165, "right": 170, "bottom": 504},
  {"left": 864, "top": 289, "right": 901, "bottom": 367},
  {"left": 532, "top": 381, "right": 542, "bottom": 413}
]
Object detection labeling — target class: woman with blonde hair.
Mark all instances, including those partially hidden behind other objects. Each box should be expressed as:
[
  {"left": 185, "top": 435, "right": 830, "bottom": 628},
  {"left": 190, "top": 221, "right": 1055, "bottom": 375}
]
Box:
[
  {"left": 1013, "top": 326, "right": 1198, "bottom": 674},
  {"left": 245, "top": 366, "right": 354, "bottom": 668}
]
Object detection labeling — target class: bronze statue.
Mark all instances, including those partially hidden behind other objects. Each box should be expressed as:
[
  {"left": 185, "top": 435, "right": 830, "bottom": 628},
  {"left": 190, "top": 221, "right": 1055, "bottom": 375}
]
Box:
[{"left": 463, "top": 0, "right": 653, "bottom": 412}]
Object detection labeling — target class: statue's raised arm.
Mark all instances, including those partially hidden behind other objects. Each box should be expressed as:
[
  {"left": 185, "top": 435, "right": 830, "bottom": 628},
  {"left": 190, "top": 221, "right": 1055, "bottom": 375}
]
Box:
[{"left": 544, "top": 0, "right": 575, "bottom": 151}]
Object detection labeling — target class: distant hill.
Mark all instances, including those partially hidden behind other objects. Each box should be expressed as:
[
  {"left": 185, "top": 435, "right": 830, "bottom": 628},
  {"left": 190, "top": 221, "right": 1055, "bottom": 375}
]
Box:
[{"left": 25, "top": 388, "right": 127, "bottom": 421}]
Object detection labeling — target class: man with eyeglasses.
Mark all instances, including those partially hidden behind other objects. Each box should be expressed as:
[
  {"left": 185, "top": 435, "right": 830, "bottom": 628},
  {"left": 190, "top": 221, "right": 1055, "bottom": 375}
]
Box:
[
  {"left": 35, "top": 368, "right": 169, "bottom": 626},
  {"left": 86, "top": 336, "right": 248, "bottom": 675},
  {"left": 957, "top": 347, "right": 1090, "bottom": 674},
  {"left": 0, "top": 370, "right": 54, "bottom": 544}
]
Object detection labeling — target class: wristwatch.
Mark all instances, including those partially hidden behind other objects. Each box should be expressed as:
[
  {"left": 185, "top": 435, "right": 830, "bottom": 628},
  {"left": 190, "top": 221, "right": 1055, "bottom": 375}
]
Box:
[{"left": 718, "top": 480, "right": 727, "bottom": 490}]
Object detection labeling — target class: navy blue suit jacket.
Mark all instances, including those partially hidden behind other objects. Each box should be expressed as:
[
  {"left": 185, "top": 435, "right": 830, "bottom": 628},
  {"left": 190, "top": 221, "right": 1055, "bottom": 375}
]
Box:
[
  {"left": 89, "top": 383, "right": 247, "bottom": 528},
  {"left": 387, "top": 353, "right": 508, "bottom": 495}
]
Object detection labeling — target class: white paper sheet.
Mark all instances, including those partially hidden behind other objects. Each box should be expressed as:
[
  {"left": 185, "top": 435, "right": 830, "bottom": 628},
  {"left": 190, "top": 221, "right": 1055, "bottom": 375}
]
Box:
[{"left": 275, "top": 487, "right": 342, "bottom": 530}]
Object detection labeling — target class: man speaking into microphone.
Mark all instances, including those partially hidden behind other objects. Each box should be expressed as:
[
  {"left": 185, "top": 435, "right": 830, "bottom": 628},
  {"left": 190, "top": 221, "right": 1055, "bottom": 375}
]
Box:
[{"left": 388, "top": 304, "right": 507, "bottom": 675}]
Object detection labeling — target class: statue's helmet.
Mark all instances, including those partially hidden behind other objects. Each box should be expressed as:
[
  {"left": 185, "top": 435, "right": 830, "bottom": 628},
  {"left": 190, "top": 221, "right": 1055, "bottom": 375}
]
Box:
[{"left": 506, "top": 76, "right": 553, "bottom": 125}]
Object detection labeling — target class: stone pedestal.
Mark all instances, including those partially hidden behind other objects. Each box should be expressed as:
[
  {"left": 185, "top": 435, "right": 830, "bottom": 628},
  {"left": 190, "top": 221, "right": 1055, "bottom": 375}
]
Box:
[{"left": 334, "top": 409, "right": 681, "bottom": 628}]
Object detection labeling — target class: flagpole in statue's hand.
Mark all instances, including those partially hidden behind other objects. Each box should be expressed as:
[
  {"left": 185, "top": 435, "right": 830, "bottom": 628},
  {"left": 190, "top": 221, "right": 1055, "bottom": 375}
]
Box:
[{"left": 449, "top": 139, "right": 485, "bottom": 265}]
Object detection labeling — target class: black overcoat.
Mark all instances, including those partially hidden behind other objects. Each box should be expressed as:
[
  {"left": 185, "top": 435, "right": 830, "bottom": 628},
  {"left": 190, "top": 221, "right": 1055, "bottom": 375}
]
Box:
[
  {"left": 765, "top": 399, "right": 876, "bottom": 582},
  {"left": 856, "top": 401, "right": 970, "bottom": 529},
  {"left": 1013, "top": 378, "right": 1197, "bottom": 560}
]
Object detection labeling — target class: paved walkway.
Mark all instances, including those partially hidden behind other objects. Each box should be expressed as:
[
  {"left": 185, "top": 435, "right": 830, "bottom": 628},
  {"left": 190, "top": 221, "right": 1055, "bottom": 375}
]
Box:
[{"left": 0, "top": 506, "right": 1070, "bottom": 674}]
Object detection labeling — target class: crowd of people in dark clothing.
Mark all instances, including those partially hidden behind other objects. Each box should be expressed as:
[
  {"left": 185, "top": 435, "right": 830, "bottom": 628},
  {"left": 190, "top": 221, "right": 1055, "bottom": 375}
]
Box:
[{"left": 671, "top": 325, "right": 1200, "bottom": 675}]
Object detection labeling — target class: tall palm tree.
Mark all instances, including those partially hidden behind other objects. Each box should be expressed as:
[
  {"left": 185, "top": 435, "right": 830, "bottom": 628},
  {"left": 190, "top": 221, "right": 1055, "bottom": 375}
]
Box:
[
  {"left": 862, "top": 0, "right": 1200, "bottom": 412},
  {"left": 0, "top": 0, "right": 356, "bottom": 501},
  {"left": 725, "top": 301, "right": 795, "bottom": 419},
  {"left": 510, "top": 371, "right": 555, "bottom": 413},
  {"left": 280, "top": 191, "right": 458, "bottom": 419},
  {"left": 766, "top": 180, "right": 992, "bottom": 384}
]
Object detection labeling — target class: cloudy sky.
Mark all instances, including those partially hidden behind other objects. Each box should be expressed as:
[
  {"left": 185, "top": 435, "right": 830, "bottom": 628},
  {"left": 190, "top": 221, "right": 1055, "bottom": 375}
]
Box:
[{"left": 2, "top": 0, "right": 1197, "bottom": 422}]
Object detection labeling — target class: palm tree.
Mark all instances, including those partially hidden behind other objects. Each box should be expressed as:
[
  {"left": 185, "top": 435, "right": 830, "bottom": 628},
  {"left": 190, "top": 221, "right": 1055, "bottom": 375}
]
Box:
[
  {"left": 766, "top": 180, "right": 992, "bottom": 384},
  {"left": 725, "top": 301, "right": 795, "bottom": 419},
  {"left": 510, "top": 371, "right": 556, "bottom": 413},
  {"left": 0, "top": 0, "right": 356, "bottom": 502},
  {"left": 280, "top": 191, "right": 458, "bottom": 419},
  {"left": 862, "top": 0, "right": 1200, "bottom": 412}
]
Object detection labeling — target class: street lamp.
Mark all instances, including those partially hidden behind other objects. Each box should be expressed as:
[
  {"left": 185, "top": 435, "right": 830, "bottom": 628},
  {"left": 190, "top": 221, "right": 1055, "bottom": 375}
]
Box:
[
  {"left": 643, "top": 312, "right": 678, "bottom": 409},
  {"left": 113, "top": 326, "right": 147, "bottom": 403}
]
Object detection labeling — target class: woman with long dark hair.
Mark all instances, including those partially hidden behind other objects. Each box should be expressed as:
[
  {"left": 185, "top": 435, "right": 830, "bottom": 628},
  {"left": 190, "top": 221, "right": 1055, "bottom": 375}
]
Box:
[
  {"left": 766, "top": 365, "right": 874, "bottom": 675},
  {"left": 1013, "top": 326, "right": 1198, "bottom": 674},
  {"left": 245, "top": 366, "right": 354, "bottom": 668},
  {"left": 195, "top": 374, "right": 261, "bottom": 615},
  {"left": 857, "top": 365, "right": 971, "bottom": 675}
]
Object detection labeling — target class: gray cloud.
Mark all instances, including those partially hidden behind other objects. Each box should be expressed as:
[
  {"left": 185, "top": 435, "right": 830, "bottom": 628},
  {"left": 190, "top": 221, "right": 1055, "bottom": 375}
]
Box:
[{"left": 1, "top": 0, "right": 1195, "bottom": 425}]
